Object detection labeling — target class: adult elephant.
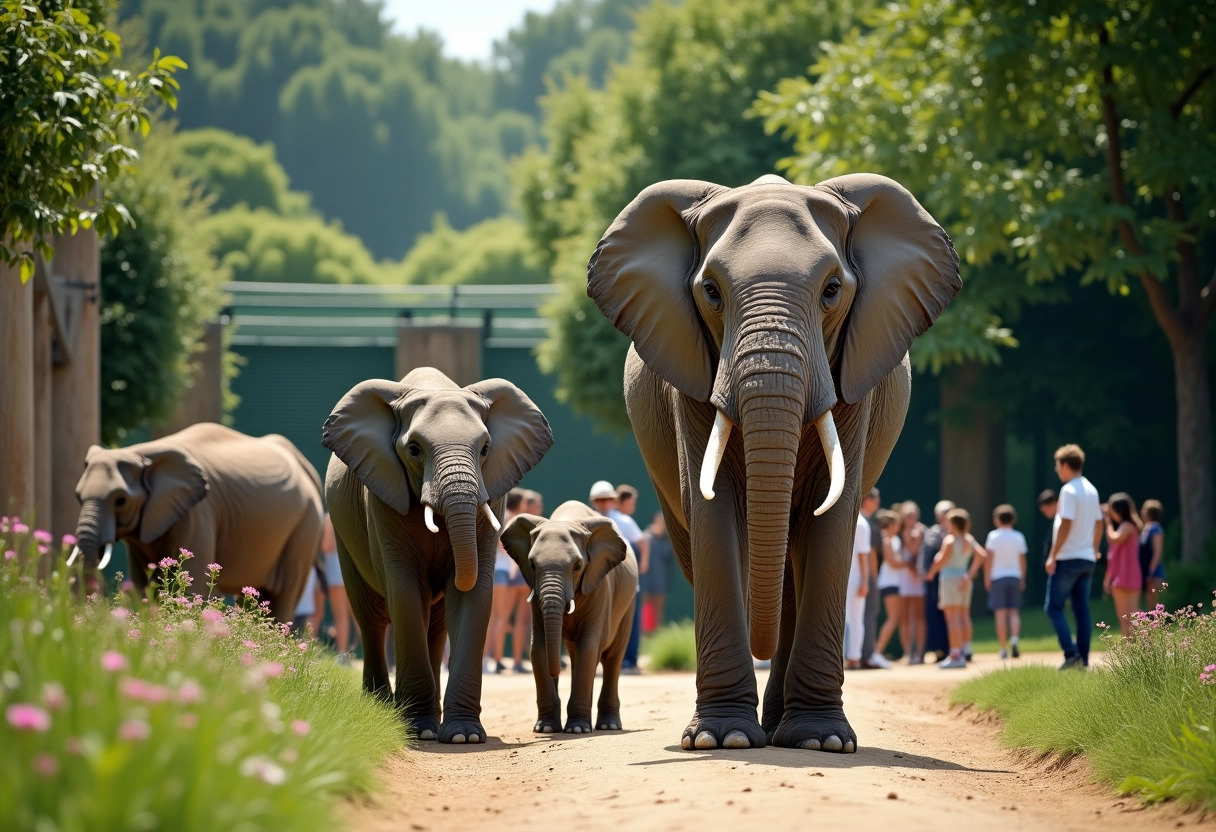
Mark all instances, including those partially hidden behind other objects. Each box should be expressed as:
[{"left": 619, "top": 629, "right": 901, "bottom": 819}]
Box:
[
  {"left": 588, "top": 173, "right": 961, "bottom": 752},
  {"left": 322, "top": 368, "right": 552, "bottom": 743},
  {"left": 71, "top": 423, "right": 324, "bottom": 622}
]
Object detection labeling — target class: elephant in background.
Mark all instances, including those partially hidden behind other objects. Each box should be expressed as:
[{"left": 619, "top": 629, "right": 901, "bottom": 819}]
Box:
[
  {"left": 588, "top": 173, "right": 961, "bottom": 752},
  {"left": 72, "top": 423, "right": 324, "bottom": 622},
  {"left": 501, "top": 500, "right": 638, "bottom": 735},
  {"left": 322, "top": 368, "right": 552, "bottom": 743}
]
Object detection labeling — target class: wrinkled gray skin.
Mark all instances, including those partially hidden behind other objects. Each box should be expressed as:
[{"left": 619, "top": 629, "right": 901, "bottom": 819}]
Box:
[
  {"left": 588, "top": 173, "right": 961, "bottom": 752},
  {"left": 501, "top": 500, "right": 638, "bottom": 734},
  {"left": 322, "top": 368, "right": 553, "bottom": 744},
  {"left": 73, "top": 423, "right": 324, "bottom": 622}
]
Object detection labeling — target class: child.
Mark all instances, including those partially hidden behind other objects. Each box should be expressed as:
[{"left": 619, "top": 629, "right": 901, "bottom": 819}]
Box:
[
  {"left": 873, "top": 510, "right": 905, "bottom": 662},
  {"left": 1104, "top": 492, "right": 1143, "bottom": 637},
  {"left": 1139, "top": 499, "right": 1165, "bottom": 602},
  {"left": 926, "top": 508, "right": 986, "bottom": 669},
  {"left": 984, "top": 504, "right": 1027, "bottom": 659}
]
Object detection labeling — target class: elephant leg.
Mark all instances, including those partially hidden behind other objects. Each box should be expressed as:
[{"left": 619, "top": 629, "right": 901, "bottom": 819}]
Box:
[
  {"left": 530, "top": 608, "right": 562, "bottom": 733},
  {"left": 438, "top": 559, "right": 493, "bottom": 744},
  {"left": 771, "top": 501, "right": 860, "bottom": 753},
  {"left": 386, "top": 576, "right": 440, "bottom": 740},
  {"left": 427, "top": 596, "right": 446, "bottom": 726},
  {"left": 565, "top": 634, "right": 599, "bottom": 734},
  {"left": 263, "top": 510, "right": 322, "bottom": 625},
  {"left": 761, "top": 556, "right": 797, "bottom": 739},
  {"left": 596, "top": 602, "right": 632, "bottom": 731},
  {"left": 683, "top": 478, "right": 765, "bottom": 751},
  {"left": 341, "top": 558, "right": 391, "bottom": 702}
]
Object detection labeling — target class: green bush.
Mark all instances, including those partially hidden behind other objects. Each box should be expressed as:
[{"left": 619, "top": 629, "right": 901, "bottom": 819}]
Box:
[
  {"left": 953, "top": 598, "right": 1216, "bottom": 809},
  {"left": 0, "top": 519, "right": 404, "bottom": 831},
  {"left": 642, "top": 621, "right": 696, "bottom": 671}
]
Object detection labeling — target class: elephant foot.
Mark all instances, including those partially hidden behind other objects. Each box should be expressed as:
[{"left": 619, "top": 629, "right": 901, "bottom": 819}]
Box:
[
  {"left": 595, "top": 712, "right": 622, "bottom": 731},
  {"left": 533, "top": 718, "right": 561, "bottom": 733},
  {"left": 680, "top": 712, "right": 766, "bottom": 751},
  {"left": 406, "top": 715, "right": 440, "bottom": 742},
  {"left": 769, "top": 709, "right": 857, "bottom": 753},
  {"left": 438, "top": 719, "right": 485, "bottom": 744},
  {"left": 564, "top": 717, "right": 593, "bottom": 734}
]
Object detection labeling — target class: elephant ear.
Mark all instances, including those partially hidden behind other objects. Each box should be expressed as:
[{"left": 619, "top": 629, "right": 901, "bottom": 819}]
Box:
[
  {"left": 816, "top": 173, "right": 962, "bottom": 404},
  {"left": 466, "top": 379, "right": 553, "bottom": 502},
  {"left": 501, "top": 513, "right": 544, "bottom": 588},
  {"left": 139, "top": 448, "right": 209, "bottom": 544},
  {"left": 587, "top": 179, "right": 728, "bottom": 401},
  {"left": 322, "top": 379, "right": 411, "bottom": 515},
  {"left": 580, "top": 515, "right": 628, "bottom": 596}
]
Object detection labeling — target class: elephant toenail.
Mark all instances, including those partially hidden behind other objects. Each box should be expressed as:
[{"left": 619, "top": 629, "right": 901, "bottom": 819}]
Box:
[
  {"left": 451, "top": 733, "right": 466, "bottom": 744},
  {"left": 419, "top": 729, "right": 436, "bottom": 741},
  {"left": 681, "top": 735, "right": 692, "bottom": 750},
  {"left": 469, "top": 734, "right": 480, "bottom": 743},
  {"left": 723, "top": 730, "right": 750, "bottom": 749},
  {"left": 800, "top": 738, "right": 821, "bottom": 750},
  {"left": 694, "top": 731, "right": 717, "bottom": 749},
  {"left": 843, "top": 740, "right": 855, "bottom": 753},
  {"left": 823, "top": 735, "right": 843, "bottom": 752}
]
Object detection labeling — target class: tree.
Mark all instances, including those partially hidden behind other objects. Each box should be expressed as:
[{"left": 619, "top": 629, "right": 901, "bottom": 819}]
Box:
[
  {"left": 0, "top": 0, "right": 183, "bottom": 280},
  {"left": 396, "top": 215, "right": 548, "bottom": 285},
  {"left": 520, "top": 0, "right": 874, "bottom": 430},
  {"left": 756, "top": 0, "right": 1216, "bottom": 562},
  {"left": 100, "top": 129, "right": 228, "bottom": 443},
  {"left": 175, "top": 128, "right": 311, "bottom": 215}
]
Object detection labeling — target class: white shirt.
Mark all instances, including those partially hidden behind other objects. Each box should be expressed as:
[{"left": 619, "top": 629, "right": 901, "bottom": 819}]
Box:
[
  {"left": 876, "top": 535, "right": 903, "bottom": 589},
  {"left": 984, "top": 527, "right": 1027, "bottom": 580},
  {"left": 1054, "top": 475, "right": 1101, "bottom": 562},
  {"left": 608, "top": 508, "right": 644, "bottom": 545},
  {"left": 849, "top": 513, "right": 870, "bottom": 590}
]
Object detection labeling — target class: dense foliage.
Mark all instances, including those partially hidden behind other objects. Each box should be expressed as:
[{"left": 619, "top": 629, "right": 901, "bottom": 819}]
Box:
[
  {"left": 396, "top": 216, "right": 548, "bottom": 286},
  {"left": 99, "top": 129, "right": 228, "bottom": 444},
  {"left": 0, "top": 0, "right": 183, "bottom": 280},
  {"left": 175, "top": 128, "right": 311, "bottom": 216}
]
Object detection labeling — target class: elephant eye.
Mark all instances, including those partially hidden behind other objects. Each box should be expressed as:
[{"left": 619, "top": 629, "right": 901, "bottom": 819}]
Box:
[
  {"left": 480, "top": 443, "right": 489, "bottom": 458},
  {"left": 822, "top": 276, "right": 842, "bottom": 308},
  {"left": 406, "top": 442, "right": 422, "bottom": 458},
  {"left": 573, "top": 559, "right": 582, "bottom": 571},
  {"left": 114, "top": 496, "right": 127, "bottom": 508},
  {"left": 703, "top": 279, "right": 723, "bottom": 308}
]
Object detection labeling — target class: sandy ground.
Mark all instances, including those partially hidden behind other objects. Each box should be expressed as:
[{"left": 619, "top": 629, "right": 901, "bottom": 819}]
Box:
[{"left": 343, "top": 653, "right": 1212, "bottom": 832}]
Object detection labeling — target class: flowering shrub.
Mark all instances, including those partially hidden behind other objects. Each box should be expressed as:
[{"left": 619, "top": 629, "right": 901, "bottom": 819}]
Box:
[{"left": 0, "top": 517, "right": 404, "bottom": 831}]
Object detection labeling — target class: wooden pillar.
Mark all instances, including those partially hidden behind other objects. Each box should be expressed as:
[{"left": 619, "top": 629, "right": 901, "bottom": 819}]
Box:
[
  {"left": 33, "top": 290, "right": 54, "bottom": 530},
  {"left": 939, "top": 363, "right": 1005, "bottom": 539},
  {"left": 50, "top": 230, "right": 101, "bottom": 540},
  {"left": 395, "top": 318, "right": 483, "bottom": 386},
  {"left": 0, "top": 261, "right": 35, "bottom": 520},
  {"left": 153, "top": 320, "right": 225, "bottom": 436}
]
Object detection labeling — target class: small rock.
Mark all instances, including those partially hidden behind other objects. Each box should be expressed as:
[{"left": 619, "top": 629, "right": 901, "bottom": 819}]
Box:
[
  {"left": 887, "top": 793, "right": 898, "bottom": 800},
  {"left": 965, "top": 795, "right": 973, "bottom": 800},
  {"left": 742, "top": 787, "right": 752, "bottom": 793}
]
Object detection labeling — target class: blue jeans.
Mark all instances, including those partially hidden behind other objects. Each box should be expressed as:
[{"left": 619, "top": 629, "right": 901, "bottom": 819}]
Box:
[
  {"left": 1044, "top": 559, "right": 1094, "bottom": 663},
  {"left": 623, "top": 595, "right": 641, "bottom": 668}
]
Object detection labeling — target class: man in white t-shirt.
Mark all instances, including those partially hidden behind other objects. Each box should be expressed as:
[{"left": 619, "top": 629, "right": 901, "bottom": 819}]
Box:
[
  {"left": 844, "top": 513, "right": 871, "bottom": 670},
  {"left": 1044, "top": 444, "right": 1103, "bottom": 670},
  {"left": 984, "top": 504, "right": 1027, "bottom": 660},
  {"left": 610, "top": 484, "right": 647, "bottom": 675}
]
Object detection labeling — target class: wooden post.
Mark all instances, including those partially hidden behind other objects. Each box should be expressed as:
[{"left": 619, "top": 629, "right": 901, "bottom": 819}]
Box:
[
  {"left": 0, "top": 260, "right": 35, "bottom": 520},
  {"left": 395, "top": 318, "right": 483, "bottom": 385},
  {"left": 33, "top": 290, "right": 54, "bottom": 530}
]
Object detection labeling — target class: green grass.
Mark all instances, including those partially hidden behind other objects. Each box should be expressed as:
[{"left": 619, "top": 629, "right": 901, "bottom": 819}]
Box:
[
  {"left": 0, "top": 520, "right": 405, "bottom": 832},
  {"left": 967, "top": 596, "right": 1118, "bottom": 655},
  {"left": 642, "top": 621, "right": 697, "bottom": 671},
  {"left": 953, "top": 597, "right": 1216, "bottom": 809}
]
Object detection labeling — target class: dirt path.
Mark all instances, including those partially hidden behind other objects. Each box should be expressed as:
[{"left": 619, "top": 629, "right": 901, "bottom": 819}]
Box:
[{"left": 345, "top": 653, "right": 1210, "bottom": 831}]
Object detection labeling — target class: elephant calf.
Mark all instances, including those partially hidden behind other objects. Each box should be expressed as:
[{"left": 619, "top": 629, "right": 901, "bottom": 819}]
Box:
[
  {"left": 501, "top": 501, "right": 638, "bottom": 734},
  {"left": 72, "top": 423, "right": 324, "bottom": 622}
]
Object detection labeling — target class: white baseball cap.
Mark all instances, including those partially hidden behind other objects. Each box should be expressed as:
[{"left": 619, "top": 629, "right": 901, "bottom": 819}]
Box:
[{"left": 589, "top": 480, "right": 616, "bottom": 500}]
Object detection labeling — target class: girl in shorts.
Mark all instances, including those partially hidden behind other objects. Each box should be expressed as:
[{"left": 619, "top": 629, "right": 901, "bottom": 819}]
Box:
[
  {"left": 897, "top": 501, "right": 927, "bottom": 664},
  {"left": 926, "top": 508, "right": 986, "bottom": 669},
  {"left": 873, "top": 510, "right": 906, "bottom": 662},
  {"left": 1104, "top": 492, "right": 1143, "bottom": 637}
]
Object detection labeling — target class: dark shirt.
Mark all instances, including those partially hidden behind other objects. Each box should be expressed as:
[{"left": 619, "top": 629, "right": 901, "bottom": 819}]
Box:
[
  {"left": 920, "top": 523, "right": 945, "bottom": 575},
  {"left": 867, "top": 516, "right": 881, "bottom": 580}
]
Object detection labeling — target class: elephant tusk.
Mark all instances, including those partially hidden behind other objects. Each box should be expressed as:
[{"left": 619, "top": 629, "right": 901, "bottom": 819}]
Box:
[
  {"left": 67, "top": 546, "right": 80, "bottom": 567},
  {"left": 483, "top": 503, "right": 501, "bottom": 532},
  {"left": 567, "top": 599, "right": 575, "bottom": 615},
  {"left": 813, "top": 409, "right": 846, "bottom": 517},
  {"left": 424, "top": 505, "right": 440, "bottom": 534},
  {"left": 98, "top": 543, "right": 113, "bottom": 571},
  {"left": 699, "top": 410, "right": 734, "bottom": 501},
  {"left": 527, "top": 589, "right": 534, "bottom": 603}
]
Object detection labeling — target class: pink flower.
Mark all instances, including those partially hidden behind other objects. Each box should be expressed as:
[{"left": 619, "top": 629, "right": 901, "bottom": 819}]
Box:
[
  {"left": 118, "top": 719, "right": 151, "bottom": 741},
  {"left": 111, "top": 607, "right": 130, "bottom": 620},
  {"left": 178, "top": 712, "right": 199, "bottom": 729},
  {"left": 13, "top": 522, "right": 30, "bottom": 534},
  {"left": 42, "top": 682, "right": 67, "bottom": 711},
  {"left": 127, "top": 628, "right": 142, "bottom": 639},
  {"left": 240, "top": 755, "right": 286, "bottom": 785},
  {"left": 242, "top": 640, "right": 258, "bottom": 649},
  {"left": 100, "top": 651, "right": 127, "bottom": 672},
  {"left": 61, "top": 533, "right": 77, "bottom": 547},
  {"left": 291, "top": 719, "right": 310, "bottom": 736},
  {"left": 37, "top": 544, "right": 48, "bottom": 555},
  {"left": 158, "top": 557, "right": 178, "bottom": 569},
  {"left": 120, "top": 580, "right": 134, "bottom": 592},
  {"left": 241, "top": 586, "right": 259, "bottom": 598},
  {"left": 7, "top": 703, "right": 51, "bottom": 732},
  {"left": 260, "top": 662, "right": 284, "bottom": 679},
  {"left": 33, "top": 753, "right": 58, "bottom": 777},
  {"left": 281, "top": 748, "right": 299, "bottom": 763},
  {"left": 206, "top": 562, "right": 221, "bottom": 573},
  {"left": 178, "top": 548, "right": 193, "bottom": 559},
  {"left": 240, "top": 652, "right": 255, "bottom": 666},
  {"left": 298, "top": 641, "right": 309, "bottom": 652},
  {"left": 201, "top": 609, "right": 223, "bottom": 623},
  {"left": 33, "top": 529, "right": 52, "bottom": 544},
  {"left": 147, "top": 563, "right": 157, "bottom": 571},
  {"left": 120, "top": 678, "right": 170, "bottom": 703},
  {"left": 4, "top": 550, "right": 15, "bottom": 560},
  {"left": 177, "top": 679, "right": 204, "bottom": 704}
]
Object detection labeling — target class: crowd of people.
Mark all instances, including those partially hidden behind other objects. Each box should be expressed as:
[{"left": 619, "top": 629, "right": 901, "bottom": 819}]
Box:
[{"left": 847, "top": 442, "right": 1169, "bottom": 671}]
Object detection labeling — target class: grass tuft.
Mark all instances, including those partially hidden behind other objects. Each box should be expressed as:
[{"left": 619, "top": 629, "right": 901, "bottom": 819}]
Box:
[
  {"left": 953, "top": 598, "right": 1216, "bottom": 809},
  {"left": 0, "top": 519, "right": 405, "bottom": 831},
  {"left": 642, "top": 620, "right": 697, "bottom": 671}
]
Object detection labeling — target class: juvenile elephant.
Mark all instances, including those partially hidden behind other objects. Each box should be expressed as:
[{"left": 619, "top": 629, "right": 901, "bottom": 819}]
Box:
[
  {"left": 322, "top": 368, "right": 552, "bottom": 743},
  {"left": 72, "top": 423, "right": 324, "bottom": 622},
  {"left": 501, "top": 501, "right": 638, "bottom": 735},
  {"left": 588, "top": 173, "right": 961, "bottom": 752}
]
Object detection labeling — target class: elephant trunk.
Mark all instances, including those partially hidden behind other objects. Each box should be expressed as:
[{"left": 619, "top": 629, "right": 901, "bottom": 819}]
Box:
[
  {"left": 537, "top": 570, "right": 568, "bottom": 678},
  {"left": 738, "top": 359, "right": 806, "bottom": 662},
  {"left": 433, "top": 449, "right": 483, "bottom": 593},
  {"left": 74, "top": 498, "right": 115, "bottom": 570}
]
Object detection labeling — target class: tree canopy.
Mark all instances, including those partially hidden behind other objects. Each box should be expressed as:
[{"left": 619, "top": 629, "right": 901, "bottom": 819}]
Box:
[
  {"left": 175, "top": 128, "right": 310, "bottom": 216},
  {"left": 396, "top": 216, "right": 548, "bottom": 286}
]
